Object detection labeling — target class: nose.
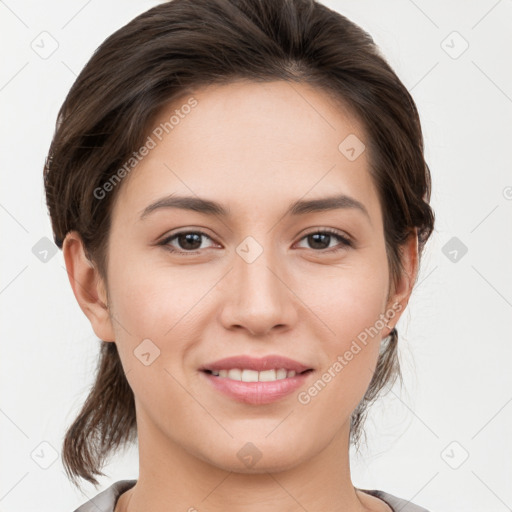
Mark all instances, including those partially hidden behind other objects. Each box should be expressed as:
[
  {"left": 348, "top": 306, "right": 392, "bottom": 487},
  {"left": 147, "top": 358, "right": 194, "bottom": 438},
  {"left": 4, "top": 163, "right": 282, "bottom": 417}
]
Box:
[{"left": 217, "top": 241, "right": 298, "bottom": 337}]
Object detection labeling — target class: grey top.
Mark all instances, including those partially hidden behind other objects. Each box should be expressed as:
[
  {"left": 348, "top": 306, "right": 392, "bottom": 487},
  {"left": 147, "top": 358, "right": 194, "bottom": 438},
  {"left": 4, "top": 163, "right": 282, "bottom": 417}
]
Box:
[{"left": 73, "top": 479, "right": 431, "bottom": 512}]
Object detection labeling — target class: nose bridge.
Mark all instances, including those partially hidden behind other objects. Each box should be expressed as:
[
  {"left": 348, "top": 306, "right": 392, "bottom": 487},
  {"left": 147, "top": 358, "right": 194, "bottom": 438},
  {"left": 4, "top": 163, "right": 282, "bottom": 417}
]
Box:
[
  {"left": 219, "top": 233, "right": 296, "bottom": 335},
  {"left": 236, "top": 233, "right": 286, "bottom": 312}
]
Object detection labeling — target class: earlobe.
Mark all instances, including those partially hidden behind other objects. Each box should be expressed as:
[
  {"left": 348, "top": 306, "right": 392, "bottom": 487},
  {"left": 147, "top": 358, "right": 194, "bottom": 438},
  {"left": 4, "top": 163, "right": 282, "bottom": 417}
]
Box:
[
  {"left": 385, "top": 229, "right": 419, "bottom": 335},
  {"left": 62, "top": 231, "right": 116, "bottom": 342}
]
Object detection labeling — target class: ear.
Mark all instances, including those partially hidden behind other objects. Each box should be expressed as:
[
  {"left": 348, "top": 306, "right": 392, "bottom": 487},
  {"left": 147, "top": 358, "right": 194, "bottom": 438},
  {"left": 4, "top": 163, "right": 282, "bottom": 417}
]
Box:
[
  {"left": 62, "top": 231, "right": 116, "bottom": 342},
  {"left": 383, "top": 229, "right": 419, "bottom": 336}
]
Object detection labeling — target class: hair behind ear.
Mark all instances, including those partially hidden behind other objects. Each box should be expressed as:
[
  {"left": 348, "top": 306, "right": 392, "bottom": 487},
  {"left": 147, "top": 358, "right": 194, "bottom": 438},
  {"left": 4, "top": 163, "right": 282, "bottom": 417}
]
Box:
[
  {"left": 350, "top": 327, "right": 401, "bottom": 447},
  {"left": 62, "top": 342, "right": 137, "bottom": 488}
]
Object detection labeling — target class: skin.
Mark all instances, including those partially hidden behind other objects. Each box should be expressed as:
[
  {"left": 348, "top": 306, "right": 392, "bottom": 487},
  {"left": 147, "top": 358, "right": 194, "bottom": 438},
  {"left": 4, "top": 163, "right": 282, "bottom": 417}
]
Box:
[{"left": 63, "top": 80, "right": 418, "bottom": 512}]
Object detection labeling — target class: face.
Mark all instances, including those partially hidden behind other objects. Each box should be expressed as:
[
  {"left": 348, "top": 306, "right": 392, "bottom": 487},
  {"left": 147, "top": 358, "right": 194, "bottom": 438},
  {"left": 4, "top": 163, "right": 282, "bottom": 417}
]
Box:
[{"left": 78, "top": 80, "right": 414, "bottom": 473}]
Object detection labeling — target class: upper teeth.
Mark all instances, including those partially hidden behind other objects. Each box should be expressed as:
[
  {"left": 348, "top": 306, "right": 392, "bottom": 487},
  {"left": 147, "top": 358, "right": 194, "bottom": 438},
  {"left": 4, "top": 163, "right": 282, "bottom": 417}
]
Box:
[{"left": 210, "top": 368, "right": 297, "bottom": 382}]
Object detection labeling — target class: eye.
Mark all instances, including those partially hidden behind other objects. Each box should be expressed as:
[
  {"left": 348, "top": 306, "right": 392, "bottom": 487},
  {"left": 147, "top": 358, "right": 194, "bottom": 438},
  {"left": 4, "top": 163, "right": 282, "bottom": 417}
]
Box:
[
  {"left": 158, "top": 228, "right": 353, "bottom": 256},
  {"left": 295, "top": 228, "right": 353, "bottom": 253},
  {"left": 159, "top": 230, "right": 217, "bottom": 255}
]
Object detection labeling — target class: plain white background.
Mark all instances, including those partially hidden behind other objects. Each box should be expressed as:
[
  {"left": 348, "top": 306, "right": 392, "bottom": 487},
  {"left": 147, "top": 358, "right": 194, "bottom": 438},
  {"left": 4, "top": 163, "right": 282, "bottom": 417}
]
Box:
[{"left": 1, "top": 1, "right": 511, "bottom": 511}]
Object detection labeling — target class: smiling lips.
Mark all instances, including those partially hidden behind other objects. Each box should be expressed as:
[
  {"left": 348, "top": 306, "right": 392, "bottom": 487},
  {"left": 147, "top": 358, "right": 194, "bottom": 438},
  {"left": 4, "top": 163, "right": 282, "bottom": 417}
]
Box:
[
  {"left": 200, "top": 354, "right": 314, "bottom": 405},
  {"left": 209, "top": 368, "right": 300, "bottom": 382}
]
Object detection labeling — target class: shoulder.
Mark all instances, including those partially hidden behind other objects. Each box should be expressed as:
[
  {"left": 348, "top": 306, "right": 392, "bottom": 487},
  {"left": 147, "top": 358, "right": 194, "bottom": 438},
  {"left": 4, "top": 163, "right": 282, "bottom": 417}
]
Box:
[
  {"left": 72, "top": 480, "right": 137, "bottom": 512},
  {"left": 360, "top": 488, "right": 431, "bottom": 512}
]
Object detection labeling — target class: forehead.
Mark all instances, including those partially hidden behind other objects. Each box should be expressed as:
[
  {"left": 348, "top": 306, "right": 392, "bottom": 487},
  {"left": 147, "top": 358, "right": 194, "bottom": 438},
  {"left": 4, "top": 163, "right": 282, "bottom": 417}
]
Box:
[{"left": 112, "top": 80, "right": 381, "bottom": 227}]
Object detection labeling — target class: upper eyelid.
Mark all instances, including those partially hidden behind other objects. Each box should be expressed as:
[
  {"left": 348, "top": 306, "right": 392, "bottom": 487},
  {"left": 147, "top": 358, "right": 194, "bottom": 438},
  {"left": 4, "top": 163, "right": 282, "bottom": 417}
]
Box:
[{"left": 301, "top": 227, "right": 352, "bottom": 240}]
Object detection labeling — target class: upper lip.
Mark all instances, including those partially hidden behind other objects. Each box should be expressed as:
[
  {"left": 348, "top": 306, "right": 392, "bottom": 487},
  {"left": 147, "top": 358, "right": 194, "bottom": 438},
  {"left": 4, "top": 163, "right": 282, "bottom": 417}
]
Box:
[{"left": 200, "top": 355, "right": 313, "bottom": 373}]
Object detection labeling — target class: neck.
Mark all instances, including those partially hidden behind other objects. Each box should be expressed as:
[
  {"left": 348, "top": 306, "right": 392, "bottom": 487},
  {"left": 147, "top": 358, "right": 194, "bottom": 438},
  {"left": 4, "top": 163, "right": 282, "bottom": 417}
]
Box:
[{"left": 117, "top": 411, "right": 376, "bottom": 512}]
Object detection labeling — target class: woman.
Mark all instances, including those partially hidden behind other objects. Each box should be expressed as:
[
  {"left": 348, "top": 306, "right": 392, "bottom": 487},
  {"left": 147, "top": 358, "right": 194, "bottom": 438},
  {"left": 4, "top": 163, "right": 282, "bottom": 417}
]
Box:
[{"left": 44, "top": 0, "right": 435, "bottom": 510}]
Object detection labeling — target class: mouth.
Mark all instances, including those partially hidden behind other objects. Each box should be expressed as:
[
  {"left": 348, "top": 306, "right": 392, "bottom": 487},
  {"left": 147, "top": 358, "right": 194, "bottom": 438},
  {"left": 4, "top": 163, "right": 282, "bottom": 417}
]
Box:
[
  {"left": 199, "top": 354, "right": 315, "bottom": 405},
  {"left": 201, "top": 368, "right": 314, "bottom": 382},
  {"left": 200, "top": 354, "right": 313, "bottom": 373}
]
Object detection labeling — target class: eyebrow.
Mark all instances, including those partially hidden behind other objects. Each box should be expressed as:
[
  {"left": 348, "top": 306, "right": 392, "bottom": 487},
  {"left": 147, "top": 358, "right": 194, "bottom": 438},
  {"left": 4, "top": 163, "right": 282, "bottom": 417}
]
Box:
[{"left": 139, "top": 193, "right": 371, "bottom": 222}]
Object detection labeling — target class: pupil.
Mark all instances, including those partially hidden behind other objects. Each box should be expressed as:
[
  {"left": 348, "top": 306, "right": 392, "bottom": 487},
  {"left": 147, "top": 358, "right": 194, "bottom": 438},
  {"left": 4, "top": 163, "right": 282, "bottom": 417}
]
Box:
[
  {"left": 309, "top": 233, "right": 330, "bottom": 249},
  {"left": 179, "top": 233, "right": 202, "bottom": 250}
]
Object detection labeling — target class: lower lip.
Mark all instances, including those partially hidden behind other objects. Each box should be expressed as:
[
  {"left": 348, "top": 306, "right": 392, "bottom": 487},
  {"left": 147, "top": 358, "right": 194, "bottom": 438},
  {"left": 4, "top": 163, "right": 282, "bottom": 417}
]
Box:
[{"left": 201, "top": 370, "right": 313, "bottom": 405}]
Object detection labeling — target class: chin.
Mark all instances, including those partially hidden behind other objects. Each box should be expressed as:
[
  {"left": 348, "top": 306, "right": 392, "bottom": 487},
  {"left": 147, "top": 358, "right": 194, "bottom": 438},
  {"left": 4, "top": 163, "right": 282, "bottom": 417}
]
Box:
[{"left": 199, "top": 440, "right": 311, "bottom": 474}]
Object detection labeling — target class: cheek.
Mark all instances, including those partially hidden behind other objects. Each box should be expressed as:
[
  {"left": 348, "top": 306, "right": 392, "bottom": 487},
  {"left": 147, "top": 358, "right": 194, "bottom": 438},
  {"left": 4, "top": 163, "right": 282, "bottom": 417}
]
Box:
[
  {"left": 106, "top": 263, "right": 198, "bottom": 416},
  {"left": 300, "top": 258, "right": 389, "bottom": 341},
  {"left": 106, "top": 251, "right": 217, "bottom": 400},
  {"left": 107, "top": 249, "right": 199, "bottom": 338},
  {"left": 298, "top": 262, "right": 389, "bottom": 407}
]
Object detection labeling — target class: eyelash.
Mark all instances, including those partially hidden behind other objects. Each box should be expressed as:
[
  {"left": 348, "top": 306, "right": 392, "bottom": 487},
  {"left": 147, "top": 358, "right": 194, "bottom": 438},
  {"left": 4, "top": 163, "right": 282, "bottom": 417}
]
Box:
[{"left": 158, "top": 228, "right": 353, "bottom": 256}]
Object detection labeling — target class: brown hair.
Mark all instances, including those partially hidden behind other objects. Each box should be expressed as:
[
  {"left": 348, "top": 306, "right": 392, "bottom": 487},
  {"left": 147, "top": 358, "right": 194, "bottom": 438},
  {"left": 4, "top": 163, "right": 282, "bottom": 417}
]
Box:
[{"left": 44, "top": 0, "right": 434, "bottom": 489}]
